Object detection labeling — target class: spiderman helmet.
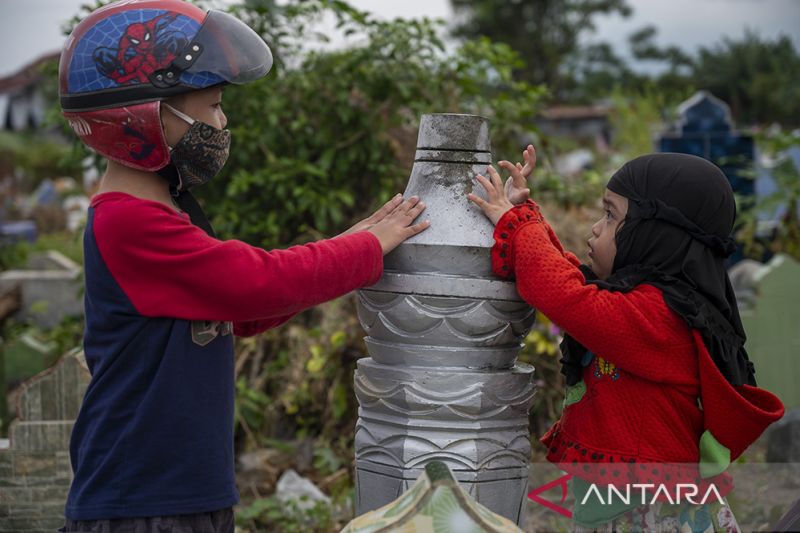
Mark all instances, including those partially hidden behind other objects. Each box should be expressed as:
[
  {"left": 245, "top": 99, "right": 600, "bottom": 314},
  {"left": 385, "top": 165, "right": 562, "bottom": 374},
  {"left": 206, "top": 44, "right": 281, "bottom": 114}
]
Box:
[{"left": 59, "top": 0, "right": 272, "bottom": 171}]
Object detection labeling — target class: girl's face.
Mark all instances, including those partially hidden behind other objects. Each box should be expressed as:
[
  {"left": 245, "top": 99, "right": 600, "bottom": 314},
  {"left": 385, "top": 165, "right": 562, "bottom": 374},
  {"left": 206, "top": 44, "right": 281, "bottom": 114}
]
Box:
[{"left": 588, "top": 188, "right": 628, "bottom": 280}]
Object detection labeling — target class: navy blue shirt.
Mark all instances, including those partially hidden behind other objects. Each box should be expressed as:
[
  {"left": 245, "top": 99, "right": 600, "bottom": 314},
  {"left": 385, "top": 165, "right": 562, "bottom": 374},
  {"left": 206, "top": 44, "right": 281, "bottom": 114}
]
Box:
[{"left": 65, "top": 193, "right": 382, "bottom": 519}]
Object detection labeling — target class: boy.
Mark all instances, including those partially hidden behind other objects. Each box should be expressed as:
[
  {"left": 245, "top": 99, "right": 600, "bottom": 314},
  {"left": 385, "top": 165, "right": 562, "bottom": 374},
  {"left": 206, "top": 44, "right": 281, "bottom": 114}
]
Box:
[{"left": 58, "top": 1, "right": 428, "bottom": 530}]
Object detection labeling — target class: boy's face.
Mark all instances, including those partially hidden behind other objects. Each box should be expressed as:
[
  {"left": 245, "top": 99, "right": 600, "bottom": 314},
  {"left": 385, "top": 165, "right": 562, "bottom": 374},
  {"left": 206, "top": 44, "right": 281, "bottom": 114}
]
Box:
[
  {"left": 588, "top": 188, "right": 628, "bottom": 280},
  {"left": 162, "top": 86, "right": 227, "bottom": 147}
]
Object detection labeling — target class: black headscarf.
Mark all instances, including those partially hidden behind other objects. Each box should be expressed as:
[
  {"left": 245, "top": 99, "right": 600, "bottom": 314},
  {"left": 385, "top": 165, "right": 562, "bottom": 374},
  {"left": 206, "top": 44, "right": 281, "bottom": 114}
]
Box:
[{"left": 560, "top": 153, "right": 756, "bottom": 387}]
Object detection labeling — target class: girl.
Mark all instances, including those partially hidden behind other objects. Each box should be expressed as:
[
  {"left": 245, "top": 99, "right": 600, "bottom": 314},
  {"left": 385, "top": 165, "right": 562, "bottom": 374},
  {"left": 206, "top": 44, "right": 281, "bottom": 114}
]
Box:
[{"left": 468, "top": 149, "right": 784, "bottom": 531}]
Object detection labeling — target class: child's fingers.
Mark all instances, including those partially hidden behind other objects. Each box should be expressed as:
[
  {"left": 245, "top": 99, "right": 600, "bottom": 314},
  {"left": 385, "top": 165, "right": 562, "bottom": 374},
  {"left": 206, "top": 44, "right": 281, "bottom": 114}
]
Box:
[
  {"left": 374, "top": 193, "right": 404, "bottom": 221},
  {"left": 486, "top": 166, "right": 504, "bottom": 191},
  {"left": 521, "top": 145, "right": 537, "bottom": 178},
  {"left": 516, "top": 162, "right": 523, "bottom": 171},
  {"left": 497, "top": 160, "right": 515, "bottom": 173},
  {"left": 405, "top": 201, "right": 426, "bottom": 222},
  {"left": 404, "top": 220, "right": 431, "bottom": 238},
  {"left": 497, "top": 162, "right": 526, "bottom": 190},
  {"left": 396, "top": 195, "right": 420, "bottom": 214},
  {"left": 467, "top": 192, "right": 488, "bottom": 210},
  {"left": 475, "top": 174, "right": 497, "bottom": 200}
]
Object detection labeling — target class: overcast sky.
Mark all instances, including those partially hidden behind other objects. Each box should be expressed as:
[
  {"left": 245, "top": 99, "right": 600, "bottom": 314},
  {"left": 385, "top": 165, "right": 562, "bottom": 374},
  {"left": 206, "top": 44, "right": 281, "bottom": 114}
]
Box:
[{"left": 1, "top": 0, "right": 799, "bottom": 78}]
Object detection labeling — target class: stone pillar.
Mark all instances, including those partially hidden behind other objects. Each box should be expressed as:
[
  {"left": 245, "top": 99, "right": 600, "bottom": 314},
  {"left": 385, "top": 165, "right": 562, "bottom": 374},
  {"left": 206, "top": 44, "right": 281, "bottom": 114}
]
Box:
[{"left": 353, "top": 114, "right": 536, "bottom": 524}]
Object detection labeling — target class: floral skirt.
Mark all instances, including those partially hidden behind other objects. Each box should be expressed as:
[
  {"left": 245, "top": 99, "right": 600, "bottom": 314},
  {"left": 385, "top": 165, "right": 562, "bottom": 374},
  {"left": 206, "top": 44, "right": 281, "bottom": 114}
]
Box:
[{"left": 572, "top": 499, "right": 741, "bottom": 533}]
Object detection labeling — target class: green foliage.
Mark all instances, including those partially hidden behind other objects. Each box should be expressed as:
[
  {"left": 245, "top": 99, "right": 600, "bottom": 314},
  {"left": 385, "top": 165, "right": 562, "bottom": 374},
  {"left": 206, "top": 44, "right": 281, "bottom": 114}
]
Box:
[
  {"left": 195, "top": 0, "right": 545, "bottom": 247},
  {"left": 535, "top": 165, "right": 606, "bottom": 209},
  {"left": 738, "top": 130, "right": 800, "bottom": 261},
  {"left": 0, "top": 131, "right": 80, "bottom": 193},
  {"left": 313, "top": 445, "right": 344, "bottom": 476},
  {"left": 0, "top": 231, "right": 83, "bottom": 271},
  {"left": 516, "top": 314, "right": 567, "bottom": 441},
  {"left": 625, "top": 29, "right": 800, "bottom": 127},
  {"left": 0, "top": 240, "right": 29, "bottom": 270},
  {"left": 608, "top": 89, "right": 660, "bottom": 158},
  {"left": 607, "top": 87, "right": 693, "bottom": 160},
  {"left": 1, "top": 314, "right": 84, "bottom": 436},
  {"left": 450, "top": 0, "right": 632, "bottom": 98},
  {"left": 236, "top": 495, "right": 335, "bottom": 533},
  {"left": 452, "top": 4, "right": 800, "bottom": 127},
  {"left": 693, "top": 33, "right": 800, "bottom": 127},
  {"left": 235, "top": 376, "right": 272, "bottom": 447}
]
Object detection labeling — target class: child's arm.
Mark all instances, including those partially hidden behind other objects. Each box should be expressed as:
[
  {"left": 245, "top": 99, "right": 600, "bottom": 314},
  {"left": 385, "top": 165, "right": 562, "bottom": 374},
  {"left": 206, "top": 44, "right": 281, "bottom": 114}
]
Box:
[
  {"left": 232, "top": 316, "right": 297, "bottom": 337},
  {"left": 492, "top": 203, "right": 696, "bottom": 384},
  {"left": 93, "top": 196, "right": 384, "bottom": 324},
  {"left": 495, "top": 146, "right": 581, "bottom": 268},
  {"left": 468, "top": 169, "right": 695, "bottom": 384},
  {"left": 230, "top": 193, "right": 417, "bottom": 337}
]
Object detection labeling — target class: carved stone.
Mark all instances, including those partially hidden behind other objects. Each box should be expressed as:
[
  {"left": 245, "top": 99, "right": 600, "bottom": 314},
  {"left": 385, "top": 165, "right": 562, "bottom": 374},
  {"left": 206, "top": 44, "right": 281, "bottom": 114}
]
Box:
[{"left": 354, "top": 114, "right": 536, "bottom": 524}]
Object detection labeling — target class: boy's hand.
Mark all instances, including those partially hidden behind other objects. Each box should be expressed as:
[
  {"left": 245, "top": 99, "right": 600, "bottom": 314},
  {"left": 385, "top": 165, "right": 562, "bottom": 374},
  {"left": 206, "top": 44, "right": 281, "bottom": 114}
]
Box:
[
  {"left": 339, "top": 193, "right": 405, "bottom": 237},
  {"left": 368, "top": 196, "right": 430, "bottom": 255},
  {"left": 468, "top": 165, "right": 514, "bottom": 226},
  {"left": 498, "top": 144, "right": 536, "bottom": 205}
]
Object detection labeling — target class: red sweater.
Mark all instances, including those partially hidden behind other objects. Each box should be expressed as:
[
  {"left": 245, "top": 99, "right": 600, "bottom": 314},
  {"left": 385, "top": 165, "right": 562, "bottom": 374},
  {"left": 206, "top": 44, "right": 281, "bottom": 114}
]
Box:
[{"left": 492, "top": 201, "right": 784, "bottom": 492}]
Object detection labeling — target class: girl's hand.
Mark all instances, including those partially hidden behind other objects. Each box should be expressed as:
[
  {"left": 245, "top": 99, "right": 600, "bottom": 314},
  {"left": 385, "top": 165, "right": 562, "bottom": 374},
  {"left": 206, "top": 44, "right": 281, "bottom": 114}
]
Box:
[
  {"left": 498, "top": 144, "right": 536, "bottom": 205},
  {"left": 367, "top": 196, "right": 430, "bottom": 254},
  {"left": 338, "top": 193, "right": 404, "bottom": 237},
  {"left": 468, "top": 166, "right": 514, "bottom": 225}
]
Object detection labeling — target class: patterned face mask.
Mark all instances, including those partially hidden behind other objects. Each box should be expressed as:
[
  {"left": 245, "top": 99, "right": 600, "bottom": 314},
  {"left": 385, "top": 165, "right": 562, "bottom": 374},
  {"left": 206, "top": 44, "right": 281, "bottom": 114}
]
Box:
[{"left": 162, "top": 103, "right": 231, "bottom": 191}]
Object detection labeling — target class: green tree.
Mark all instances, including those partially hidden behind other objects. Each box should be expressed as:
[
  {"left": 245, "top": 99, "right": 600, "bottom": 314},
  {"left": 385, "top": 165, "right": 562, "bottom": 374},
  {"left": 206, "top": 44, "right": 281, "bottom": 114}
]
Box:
[
  {"left": 739, "top": 130, "right": 800, "bottom": 261},
  {"left": 197, "top": 0, "right": 545, "bottom": 247},
  {"left": 449, "top": 0, "right": 632, "bottom": 98},
  {"left": 692, "top": 32, "right": 800, "bottom": 126},
  {"left": 616, "top": 27, "right": 800, "bottom": 126}
]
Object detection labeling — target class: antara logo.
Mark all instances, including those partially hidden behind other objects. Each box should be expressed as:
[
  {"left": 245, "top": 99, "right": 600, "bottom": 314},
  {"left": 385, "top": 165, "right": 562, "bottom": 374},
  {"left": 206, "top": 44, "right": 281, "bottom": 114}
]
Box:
[
  {"left": 527, "top": 474, "right": 573, "bottom": 518},
  {"left": 580, "top": 482, "right": 724, "bottom": 506},
  {"left": 527, "top": 473, "right": 725, "bottom": 517}
]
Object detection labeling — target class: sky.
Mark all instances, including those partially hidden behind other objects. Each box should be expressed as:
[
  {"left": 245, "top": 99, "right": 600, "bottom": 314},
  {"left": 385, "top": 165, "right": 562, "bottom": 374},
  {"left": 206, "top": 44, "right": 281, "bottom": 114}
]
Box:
[{"left": 1, "top": 0, "right": 799, "bottom": 78}]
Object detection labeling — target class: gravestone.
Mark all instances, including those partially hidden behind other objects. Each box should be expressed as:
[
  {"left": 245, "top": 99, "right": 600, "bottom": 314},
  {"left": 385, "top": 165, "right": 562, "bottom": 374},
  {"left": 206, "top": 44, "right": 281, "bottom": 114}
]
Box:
[
  {"left": 729, "top": 254, "right": 800, "bottom": 410},
  {"left": 659, "top": 91, "right": 756, "bottom": 264},
  {"left": 0, "top": 350, "right": 89, "bottom": 532},
  {"left": 353, "top": 114, "right": 537, "bottom": 526},
  {"left": 0, "top": 251, "right": 82, "bottom": 330},
  {"left": 659, "top": 90, "right": 755, "bottom": 197}
]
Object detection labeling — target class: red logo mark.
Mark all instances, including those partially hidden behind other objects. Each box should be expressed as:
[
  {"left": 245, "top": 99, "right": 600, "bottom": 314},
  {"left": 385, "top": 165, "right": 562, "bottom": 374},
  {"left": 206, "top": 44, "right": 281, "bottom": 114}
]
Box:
[{"left": 527, "top": 473, "right": 573, "bottom": 518}]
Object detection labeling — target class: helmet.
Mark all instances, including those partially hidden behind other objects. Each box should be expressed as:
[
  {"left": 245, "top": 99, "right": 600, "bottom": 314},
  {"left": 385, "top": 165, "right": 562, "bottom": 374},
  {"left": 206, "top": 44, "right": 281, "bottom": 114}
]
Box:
[{"left": 59, "top": 0, "right": 272, "bottom": 171}]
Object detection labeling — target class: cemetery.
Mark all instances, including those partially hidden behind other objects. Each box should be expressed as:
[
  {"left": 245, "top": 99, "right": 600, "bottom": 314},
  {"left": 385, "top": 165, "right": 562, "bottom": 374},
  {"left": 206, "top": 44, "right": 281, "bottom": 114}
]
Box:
[{"left": 1, "top": 0, "right": 799, "bottom": 531}]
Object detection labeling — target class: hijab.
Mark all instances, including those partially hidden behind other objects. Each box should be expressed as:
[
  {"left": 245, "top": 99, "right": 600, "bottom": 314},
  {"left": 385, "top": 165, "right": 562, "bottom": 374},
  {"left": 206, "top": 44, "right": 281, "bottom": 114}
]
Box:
[{"left": 560, "top": 153, "right": 756, "bottom": 387}]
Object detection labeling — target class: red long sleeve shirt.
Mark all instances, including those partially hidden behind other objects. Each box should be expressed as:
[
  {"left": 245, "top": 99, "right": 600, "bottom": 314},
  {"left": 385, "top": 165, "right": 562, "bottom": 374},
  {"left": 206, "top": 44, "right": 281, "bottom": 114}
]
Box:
[{"left": 491, "top": 201, "right": 783, "bottom": 493}]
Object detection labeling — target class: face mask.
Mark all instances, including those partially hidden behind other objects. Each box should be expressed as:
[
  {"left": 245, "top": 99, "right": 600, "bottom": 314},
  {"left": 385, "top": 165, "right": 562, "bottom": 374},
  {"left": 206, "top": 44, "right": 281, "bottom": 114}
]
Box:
[{"left": 162, "top": 103, "right": 231, "bottom": 191}]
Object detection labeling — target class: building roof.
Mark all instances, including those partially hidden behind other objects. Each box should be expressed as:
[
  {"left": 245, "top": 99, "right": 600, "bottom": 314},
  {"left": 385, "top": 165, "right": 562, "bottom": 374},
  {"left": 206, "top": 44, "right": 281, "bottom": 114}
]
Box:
[
  {"left": 0, "top": 51, "right": 60, "bottom": 95},
  {"left": 540, "top": 105, "right": 611, "bottom": 121}
]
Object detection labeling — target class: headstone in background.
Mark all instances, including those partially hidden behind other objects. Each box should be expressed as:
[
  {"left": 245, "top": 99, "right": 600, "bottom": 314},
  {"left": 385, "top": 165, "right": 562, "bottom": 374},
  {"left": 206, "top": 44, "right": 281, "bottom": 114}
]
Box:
[
  {"left": 0, "top": 350, "right": 89, "bottom": 532},
  {"left": 0, "top": 250, "right": 82, "bottom": 330},
  {"left": 659, "top": 90, "right": 755, "bottom": 196},
  {"left": 0, "top": 220, "right": 37, "bottom": 245},
  {"left": 659, "top": 91, "right": 755, "bottom": 264},
  {"left": 729, "top": 254, "right": 800, "bottom": 410}
]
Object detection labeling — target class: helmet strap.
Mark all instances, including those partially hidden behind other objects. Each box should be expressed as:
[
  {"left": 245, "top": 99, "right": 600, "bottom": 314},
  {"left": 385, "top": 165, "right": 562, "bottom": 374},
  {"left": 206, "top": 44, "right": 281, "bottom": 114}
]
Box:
[{"left": 156, "top": 163, "right": 216, "bottom": 238}]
